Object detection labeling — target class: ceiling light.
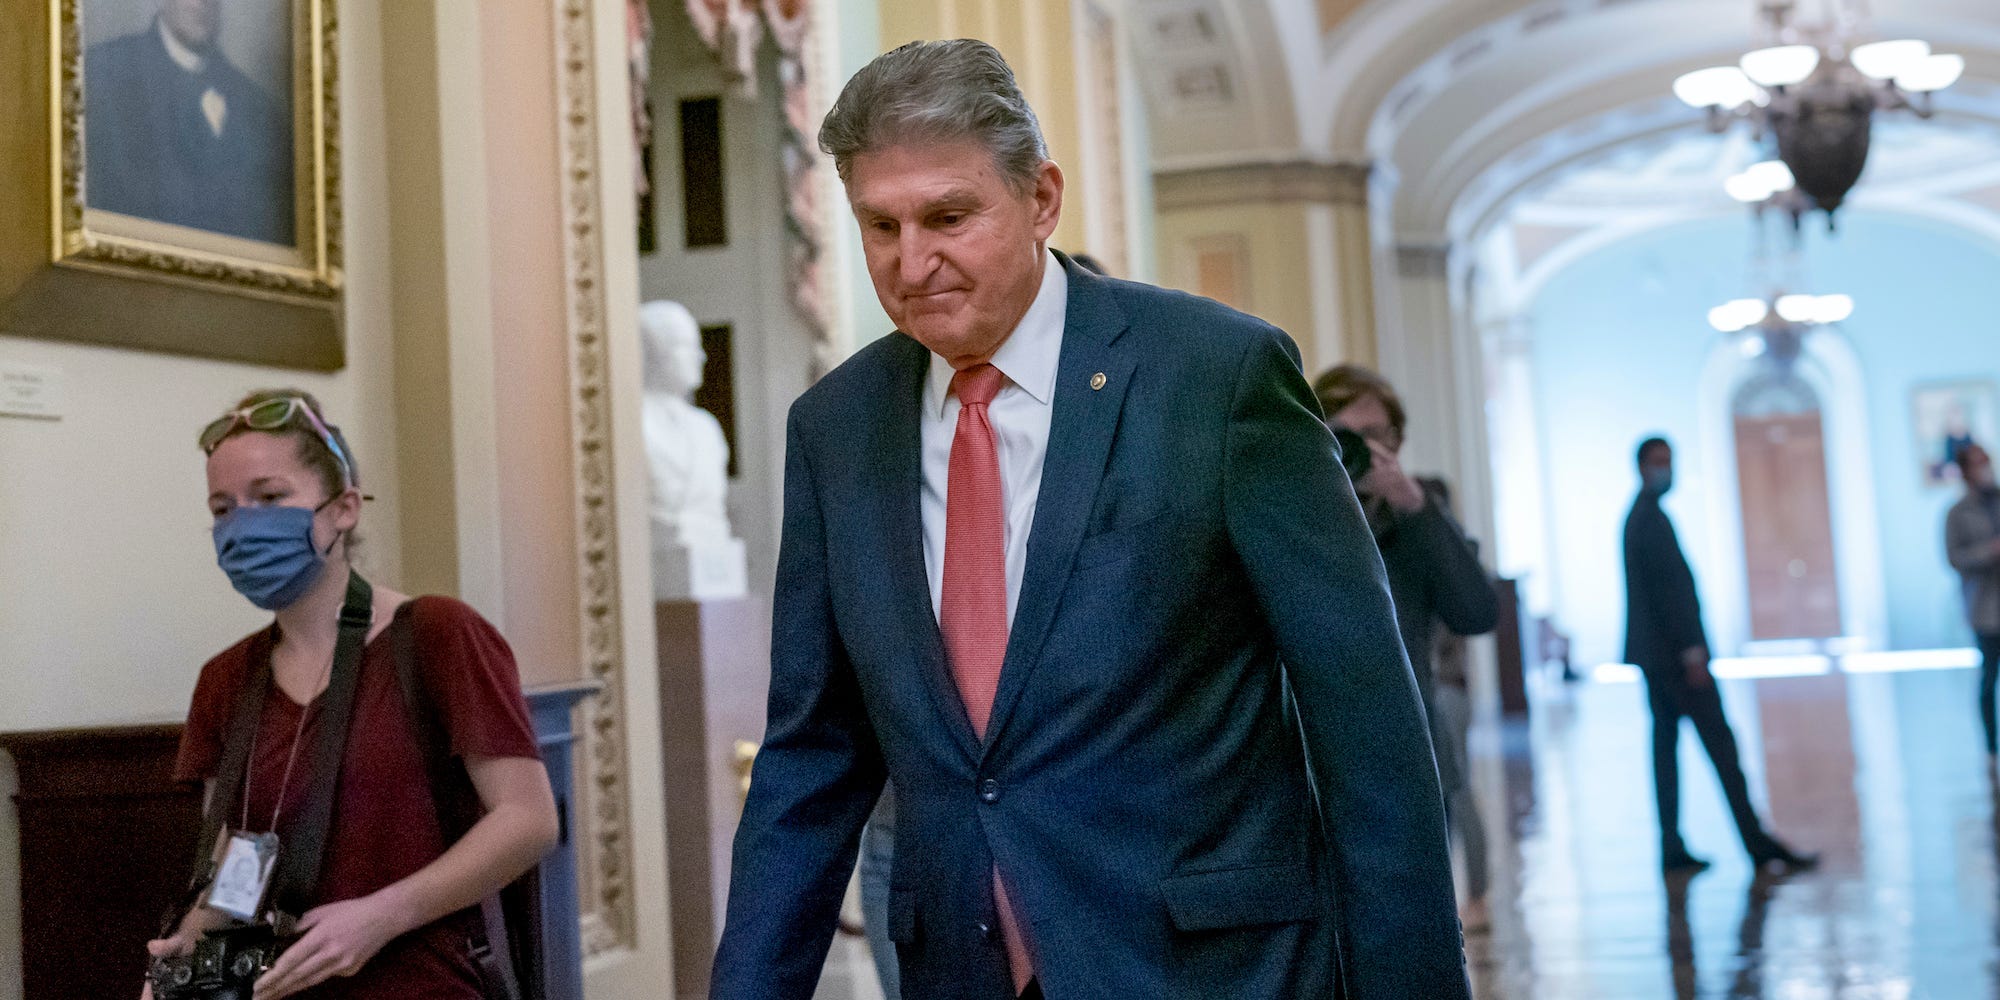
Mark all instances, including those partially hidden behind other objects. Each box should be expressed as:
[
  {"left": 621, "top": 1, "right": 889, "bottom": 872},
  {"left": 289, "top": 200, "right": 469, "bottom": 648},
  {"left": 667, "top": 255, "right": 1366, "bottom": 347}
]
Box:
[
  {"left": 1813, "top": 294, "right": 1855, "bottom": 323},
  {"left": 1745, "top": 159, "right": 1795, "bottom": 192},
  {"left": 1679, "top": 7, "right": 1959, "bottom": 224},
  {"left": 1708, "top": 297, "right": 1770, "bottom": 332},
  {"left": 1740, "top": 45, "right": 1821, "bottom": 88},
  {"left": 1896, "top": 53, "right": 1964, "bottom": 93},
  {"left": 1776, "top": 294, "right": 1818, "bottom": 322},
  {"left": 1850, "top": 39, "right": 1930, "bottom": 80},
  {"left": 1674, "top": 66, "right": 1759, "bottom": 109},
  {"left": 1726, "top": 172, "right": 1774, "bottom": 203}
]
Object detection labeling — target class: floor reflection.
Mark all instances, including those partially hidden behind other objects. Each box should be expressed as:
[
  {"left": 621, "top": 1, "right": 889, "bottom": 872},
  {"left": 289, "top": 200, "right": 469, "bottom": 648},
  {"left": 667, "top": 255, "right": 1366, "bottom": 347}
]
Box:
[{"left": 1469, "top": 667, "right": 2000, "bottom": 1000}]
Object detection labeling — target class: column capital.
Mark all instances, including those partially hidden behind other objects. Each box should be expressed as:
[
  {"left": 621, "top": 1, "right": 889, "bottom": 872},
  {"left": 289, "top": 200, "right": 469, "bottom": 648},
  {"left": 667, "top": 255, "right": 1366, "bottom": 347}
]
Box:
[
  {"left": 1154, "top": 160, "right": 1372, "bottom": 211},
  {"left": 1395, "top": 242, "right": 1451, "bottom": 280}
]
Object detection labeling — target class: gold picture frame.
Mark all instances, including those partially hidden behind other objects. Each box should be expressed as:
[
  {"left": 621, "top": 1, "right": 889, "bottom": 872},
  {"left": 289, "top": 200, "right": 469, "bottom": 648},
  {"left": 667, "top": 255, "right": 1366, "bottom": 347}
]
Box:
[{"left": 1, "top": 0, "right": 343, "bottom": 370}]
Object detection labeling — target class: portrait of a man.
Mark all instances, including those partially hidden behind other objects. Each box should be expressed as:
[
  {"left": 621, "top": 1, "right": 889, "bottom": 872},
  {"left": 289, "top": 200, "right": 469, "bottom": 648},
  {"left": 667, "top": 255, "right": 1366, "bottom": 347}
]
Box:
[{"left": 83, "top": 0, "right": 296, "bottom": 246}]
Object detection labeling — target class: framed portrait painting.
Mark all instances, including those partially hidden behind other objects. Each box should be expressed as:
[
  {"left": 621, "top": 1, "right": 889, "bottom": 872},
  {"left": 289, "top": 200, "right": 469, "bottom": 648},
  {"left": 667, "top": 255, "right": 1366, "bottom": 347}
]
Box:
[
  {"left": 1911, "top": 379, "right": 1999, "bottom": 488},
  {"left": 0, "top": 0, "right": 342, "bottom": 370}
]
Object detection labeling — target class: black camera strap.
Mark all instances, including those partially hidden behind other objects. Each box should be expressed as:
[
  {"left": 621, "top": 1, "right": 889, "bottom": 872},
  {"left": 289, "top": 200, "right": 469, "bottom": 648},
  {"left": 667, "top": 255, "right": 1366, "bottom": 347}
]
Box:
[{"left": 187, "top": 571, "right": 374, "bottom": 928}]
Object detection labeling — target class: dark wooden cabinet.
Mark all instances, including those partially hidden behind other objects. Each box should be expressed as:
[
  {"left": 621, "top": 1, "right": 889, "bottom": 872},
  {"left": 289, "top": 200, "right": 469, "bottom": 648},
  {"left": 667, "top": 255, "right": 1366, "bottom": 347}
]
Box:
[
  {"left": 4, "top": 680, "right": 597, "bottom": 1000},
  {"left": 1, "top": 723, "right": 199, "bottom": 1000}
]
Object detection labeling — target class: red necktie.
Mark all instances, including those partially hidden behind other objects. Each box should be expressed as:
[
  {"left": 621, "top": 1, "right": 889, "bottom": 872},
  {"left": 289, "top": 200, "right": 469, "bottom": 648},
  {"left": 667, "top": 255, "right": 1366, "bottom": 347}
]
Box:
[{"left": 940, "top": 363, "right": 1034, "bottom": 993}]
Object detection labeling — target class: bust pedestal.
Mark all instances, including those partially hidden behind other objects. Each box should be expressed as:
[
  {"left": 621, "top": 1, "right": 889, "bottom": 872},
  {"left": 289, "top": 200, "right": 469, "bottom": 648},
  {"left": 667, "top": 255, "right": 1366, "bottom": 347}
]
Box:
[
  {"left": 654, "top": 597, "right": 770, "bottom": 1000},
  {"left": 651, "top": 533, "right": 748, "bottom": 601}
]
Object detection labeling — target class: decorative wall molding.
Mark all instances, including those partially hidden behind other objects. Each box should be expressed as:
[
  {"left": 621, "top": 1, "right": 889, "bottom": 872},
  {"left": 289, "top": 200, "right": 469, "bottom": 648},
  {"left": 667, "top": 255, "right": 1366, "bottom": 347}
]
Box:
[
  {"left": 554, "top": 0, "right": 636, "bottom": 956},
  {"left": 1154, "top": 160, "right": 1370, "bottom": 211}
]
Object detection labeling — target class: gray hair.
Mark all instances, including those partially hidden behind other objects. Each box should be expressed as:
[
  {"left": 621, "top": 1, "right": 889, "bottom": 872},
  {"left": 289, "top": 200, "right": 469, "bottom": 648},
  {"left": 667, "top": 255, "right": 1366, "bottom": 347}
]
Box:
[{"left": 819, "top": 39, "right": 1049, "bottom": 193}]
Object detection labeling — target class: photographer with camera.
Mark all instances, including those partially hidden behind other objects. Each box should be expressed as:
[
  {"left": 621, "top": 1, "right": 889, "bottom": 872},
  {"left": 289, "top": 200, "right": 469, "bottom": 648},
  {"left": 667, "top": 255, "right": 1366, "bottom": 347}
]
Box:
[
  {"left": 1314, "top": 365, "right": 1499, "bottom": 932},
  {"left": 143, "top": 390, "right": 559, "bottom": 1000}
]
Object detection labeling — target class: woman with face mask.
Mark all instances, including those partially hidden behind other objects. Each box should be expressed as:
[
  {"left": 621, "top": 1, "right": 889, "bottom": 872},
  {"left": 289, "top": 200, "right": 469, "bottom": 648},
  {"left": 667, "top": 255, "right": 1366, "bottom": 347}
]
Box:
[
  {"left": 1945, "top": 442, "right": 2000, "bottom": 763},
  {"left": 142, "top": 391, "right": 559, "bottom": 1000}
]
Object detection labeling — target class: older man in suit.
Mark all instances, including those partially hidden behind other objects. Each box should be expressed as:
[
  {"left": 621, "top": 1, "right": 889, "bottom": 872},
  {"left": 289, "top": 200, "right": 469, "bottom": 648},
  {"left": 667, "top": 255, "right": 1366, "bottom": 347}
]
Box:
[
  {"left": 709, "top": 40, "right": 1464, "bottom": 1000},
  {"left": 1624, "top": 436, "right": 1815, "bottom": 876},
  {"left": 85, "top": 0, "right": 294, "bottom": 244}
]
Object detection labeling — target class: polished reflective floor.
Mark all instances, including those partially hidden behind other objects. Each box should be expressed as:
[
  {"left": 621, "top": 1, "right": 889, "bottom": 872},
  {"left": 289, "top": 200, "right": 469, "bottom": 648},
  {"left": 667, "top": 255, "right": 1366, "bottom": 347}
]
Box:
[
  {"left": 816, "top": 666, "right": 2000, "bottom": 999},
  {"left": 1469, "top": 667, "right": 2000, "bottom": 1000}
]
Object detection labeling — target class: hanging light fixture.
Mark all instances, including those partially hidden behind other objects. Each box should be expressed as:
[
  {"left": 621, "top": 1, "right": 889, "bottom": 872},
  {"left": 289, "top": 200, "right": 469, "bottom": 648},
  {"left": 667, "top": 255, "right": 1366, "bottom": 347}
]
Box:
[
  {"left": 1673, "top": 1, "right": 1963, "bottom": 226},
  {"left": 1708, "top": 292, "right": 1853, "bottom": 333},
  {"left": 1709, "top": 289, "right": 1853, "bottom": 370}
]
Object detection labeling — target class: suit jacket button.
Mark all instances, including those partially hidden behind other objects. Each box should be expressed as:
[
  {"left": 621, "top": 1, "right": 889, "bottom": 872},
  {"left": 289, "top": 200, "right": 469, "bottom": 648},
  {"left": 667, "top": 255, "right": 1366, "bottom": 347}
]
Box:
[
  {"left": 978, "top": 920, "right": 998, "bottom": 941},
  {"left": 978, "top": 778, "right": 1001, "bottom": 804}
]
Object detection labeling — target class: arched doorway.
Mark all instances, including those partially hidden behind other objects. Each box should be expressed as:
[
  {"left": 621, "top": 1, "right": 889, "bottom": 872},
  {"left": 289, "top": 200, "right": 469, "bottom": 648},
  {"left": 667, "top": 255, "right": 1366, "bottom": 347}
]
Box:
[{"left": 1732, "top": 368, "right": 1843, "bottom": 641}]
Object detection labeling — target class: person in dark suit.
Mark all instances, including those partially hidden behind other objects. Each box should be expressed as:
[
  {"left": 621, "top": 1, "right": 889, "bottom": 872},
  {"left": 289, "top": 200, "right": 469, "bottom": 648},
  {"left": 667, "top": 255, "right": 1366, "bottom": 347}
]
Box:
[
  {"left": 1623, "top": 437, "right": 1815, "bottom": 875},
  {"left": 710, "top": 39, "right": 1466, "bottom": 1000},
  {"left": 1316, "top": 365, "right": 1498, "bottom": 931},
  {"left": 85, "top": 0, "right": 295, "bottom": 245}
]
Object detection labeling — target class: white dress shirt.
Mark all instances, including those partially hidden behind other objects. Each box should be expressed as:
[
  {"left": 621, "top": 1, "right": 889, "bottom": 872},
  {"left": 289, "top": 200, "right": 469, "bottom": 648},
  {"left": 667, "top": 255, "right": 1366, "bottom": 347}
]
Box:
[
  {"left": 921, "top": 249, "right": 1069, "bottom": 626},
  {"left": 159, "top": 20, "right": 229, "bottom": 138}
]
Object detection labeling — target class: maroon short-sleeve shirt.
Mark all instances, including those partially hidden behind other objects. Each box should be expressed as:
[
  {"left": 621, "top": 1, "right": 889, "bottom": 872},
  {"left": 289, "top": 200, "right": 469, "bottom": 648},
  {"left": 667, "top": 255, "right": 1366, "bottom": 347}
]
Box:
[{"left": 175, "top": 596, "right": 541, "bottom": 999}]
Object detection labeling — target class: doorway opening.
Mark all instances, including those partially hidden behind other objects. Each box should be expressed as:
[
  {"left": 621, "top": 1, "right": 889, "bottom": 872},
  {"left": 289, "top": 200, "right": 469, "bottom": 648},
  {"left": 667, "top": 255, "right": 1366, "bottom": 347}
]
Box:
[{"left": 1732, "top": 371, "right": 1842, "bottom": 641}]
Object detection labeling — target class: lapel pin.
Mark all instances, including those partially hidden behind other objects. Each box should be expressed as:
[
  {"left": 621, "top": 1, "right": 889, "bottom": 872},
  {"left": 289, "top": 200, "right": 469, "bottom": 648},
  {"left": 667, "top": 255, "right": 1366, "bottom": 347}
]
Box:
[{"left": 1090, "top": 372, "right": 1107, "bottom": 391}]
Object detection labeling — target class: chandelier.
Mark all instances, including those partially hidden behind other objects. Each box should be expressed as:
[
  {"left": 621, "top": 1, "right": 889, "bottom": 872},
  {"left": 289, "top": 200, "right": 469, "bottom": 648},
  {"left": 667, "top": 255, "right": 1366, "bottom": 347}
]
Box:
[
  {"left": 1673, "top": 0, "right": 1963, "bottom": 225},
  {"left": 1709, "top": 291, "right": 1853, "bottom": 366}
]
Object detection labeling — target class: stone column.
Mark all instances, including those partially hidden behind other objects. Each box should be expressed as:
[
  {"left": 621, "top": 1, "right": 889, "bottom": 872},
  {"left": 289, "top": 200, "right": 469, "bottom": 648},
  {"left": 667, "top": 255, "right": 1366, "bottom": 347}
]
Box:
[{"left": 1154, "top": 161, "right": 1378, "bottom": 375}]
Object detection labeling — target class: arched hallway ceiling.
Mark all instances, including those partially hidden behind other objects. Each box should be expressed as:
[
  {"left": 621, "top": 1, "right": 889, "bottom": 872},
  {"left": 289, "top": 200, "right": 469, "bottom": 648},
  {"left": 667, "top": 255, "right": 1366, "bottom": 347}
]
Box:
[{"left": 1137, "top": 0, "right": 2000, "bottom": 240}]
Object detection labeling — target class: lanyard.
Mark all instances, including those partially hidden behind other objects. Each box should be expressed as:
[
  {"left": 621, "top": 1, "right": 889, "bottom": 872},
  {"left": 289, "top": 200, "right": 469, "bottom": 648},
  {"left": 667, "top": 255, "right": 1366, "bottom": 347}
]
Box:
[{"left": 240, "top": 645, "right": 338, "bottom": 833}]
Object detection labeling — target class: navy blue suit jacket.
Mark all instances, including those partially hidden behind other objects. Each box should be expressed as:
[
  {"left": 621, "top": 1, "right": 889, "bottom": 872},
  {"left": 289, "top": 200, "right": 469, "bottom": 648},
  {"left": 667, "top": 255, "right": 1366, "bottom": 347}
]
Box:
[
  {"left": 711, "top": 257, "right": 1467, "bottom": 1000},
  {"left": 1623, "top": 489, "right": 1707, "bottom": 675}
]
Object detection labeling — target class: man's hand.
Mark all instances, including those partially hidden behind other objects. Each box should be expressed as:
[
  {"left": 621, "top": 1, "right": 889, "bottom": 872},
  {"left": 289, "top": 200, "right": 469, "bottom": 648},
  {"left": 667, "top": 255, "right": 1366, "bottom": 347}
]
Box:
[
  {"left": 253, "top": 894, "right": 410, "bottom": 1000},
  {"left": 1681, "top": 646, "right": 1712, "bottom": 690},
  {"left": 1360, "top": 441, "right": 1426, "bottom": 514}
]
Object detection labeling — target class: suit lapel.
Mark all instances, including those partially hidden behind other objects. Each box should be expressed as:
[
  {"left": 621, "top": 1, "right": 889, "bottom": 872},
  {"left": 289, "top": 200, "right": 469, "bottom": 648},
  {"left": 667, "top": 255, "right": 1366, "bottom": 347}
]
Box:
[
  {"left": 981, "top": 259, "right": 1134, "bottom": 759},
  {"left": 868, "top": 334, "right": 983, "bottom": 765}
]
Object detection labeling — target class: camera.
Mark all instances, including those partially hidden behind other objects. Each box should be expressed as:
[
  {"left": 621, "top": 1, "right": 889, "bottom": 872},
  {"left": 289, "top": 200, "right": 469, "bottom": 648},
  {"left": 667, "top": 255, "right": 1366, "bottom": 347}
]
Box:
[
  {"left": 148, "top": 925, "right": 283, "bottom": 1000},
  {"left": 1332, "top": 426, "right": 1373, "bottom": 485}
]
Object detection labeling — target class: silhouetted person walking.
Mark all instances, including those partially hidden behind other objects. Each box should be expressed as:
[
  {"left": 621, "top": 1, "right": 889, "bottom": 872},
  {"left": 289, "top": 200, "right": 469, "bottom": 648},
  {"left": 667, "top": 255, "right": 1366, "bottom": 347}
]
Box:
[{"left": 1623, "top": 437, "right": 1816, "bottom": 875}]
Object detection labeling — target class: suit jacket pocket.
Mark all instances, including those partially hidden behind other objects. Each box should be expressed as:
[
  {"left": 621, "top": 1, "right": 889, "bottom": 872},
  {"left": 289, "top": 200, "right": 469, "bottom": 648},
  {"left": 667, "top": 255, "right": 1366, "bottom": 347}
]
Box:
[
  {"left": 1072, "top": 511, "right": 1166, "bottom": 571},
  {"left": 1160, "top": 860, "right": 1320, "bottom": 931},
  {"left": 888, "top": 886, "right": 919, "bottom": 944}
]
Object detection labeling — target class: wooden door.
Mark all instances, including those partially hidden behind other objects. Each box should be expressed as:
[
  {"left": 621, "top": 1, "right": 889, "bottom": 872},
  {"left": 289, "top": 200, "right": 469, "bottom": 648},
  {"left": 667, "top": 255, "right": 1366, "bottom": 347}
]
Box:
[{"left": 1735, "top": 411, "right": 1843, "bottom": 639}]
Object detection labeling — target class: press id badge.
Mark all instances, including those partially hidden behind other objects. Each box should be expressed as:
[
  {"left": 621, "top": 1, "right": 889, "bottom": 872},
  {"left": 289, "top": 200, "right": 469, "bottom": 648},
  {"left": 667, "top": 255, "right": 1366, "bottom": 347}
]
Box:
[{"left": 202, "top": 831, "right": 280, "bottom": 923}]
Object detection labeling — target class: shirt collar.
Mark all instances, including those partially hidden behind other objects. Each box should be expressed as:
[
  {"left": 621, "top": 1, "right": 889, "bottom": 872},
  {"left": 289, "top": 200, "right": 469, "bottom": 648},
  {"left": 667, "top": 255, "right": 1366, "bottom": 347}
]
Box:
[
  {"left": 158, "top": 18, "right": 208, "bottom": 74},
  {"left": 927, "top": 249, "right": 1068, "bottom": 417}
]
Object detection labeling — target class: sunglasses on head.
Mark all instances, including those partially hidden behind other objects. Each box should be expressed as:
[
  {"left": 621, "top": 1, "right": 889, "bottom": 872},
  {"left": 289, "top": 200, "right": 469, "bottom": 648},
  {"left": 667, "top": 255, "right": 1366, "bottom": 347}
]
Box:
[{"left": 199, "top": 396, "right": 358, "bottom": 491}]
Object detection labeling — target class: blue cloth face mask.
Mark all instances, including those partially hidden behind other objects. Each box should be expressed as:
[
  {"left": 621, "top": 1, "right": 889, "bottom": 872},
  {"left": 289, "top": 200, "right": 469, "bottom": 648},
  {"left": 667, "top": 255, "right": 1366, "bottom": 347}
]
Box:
[
  {"left": 1643, "top": 468, "right": 1674, "bottom": 495},
  {"left": 212, "top": 501, "right": 336, "bottom": 610}
]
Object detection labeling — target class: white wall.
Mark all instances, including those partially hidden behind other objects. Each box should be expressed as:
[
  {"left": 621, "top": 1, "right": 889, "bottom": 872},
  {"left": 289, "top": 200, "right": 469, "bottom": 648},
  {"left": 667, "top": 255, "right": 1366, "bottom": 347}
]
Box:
[{"left": 0, "top": 4, "right": 397, "bottom": 996}]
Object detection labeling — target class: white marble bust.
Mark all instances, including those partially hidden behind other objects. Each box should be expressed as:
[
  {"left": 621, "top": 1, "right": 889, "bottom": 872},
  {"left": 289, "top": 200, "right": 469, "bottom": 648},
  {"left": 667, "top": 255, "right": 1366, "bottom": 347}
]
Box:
[{"left": 640, "top": 300, "right": 746, "bottom": 599}]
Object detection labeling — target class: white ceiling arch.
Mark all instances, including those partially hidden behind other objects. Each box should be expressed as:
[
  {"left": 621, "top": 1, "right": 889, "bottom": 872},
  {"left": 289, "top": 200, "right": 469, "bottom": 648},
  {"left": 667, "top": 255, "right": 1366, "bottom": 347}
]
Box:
[
  {"left": 1136, "top": 0, "right": 2000, "bottom": 242},
  {"left": 1357, "top": 0, "right": 2000, "bottom": 239}
]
